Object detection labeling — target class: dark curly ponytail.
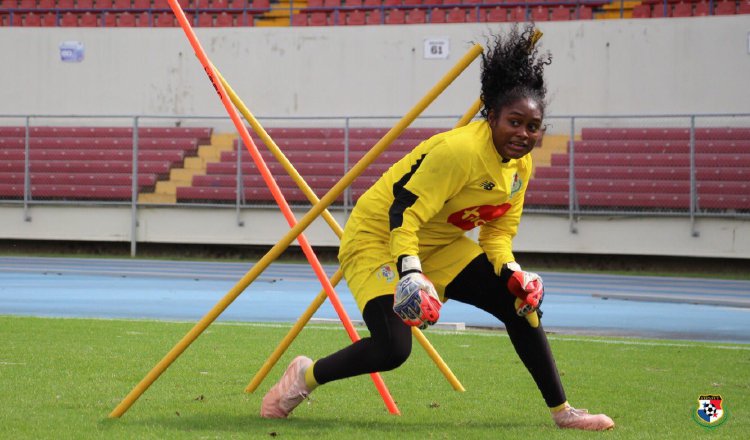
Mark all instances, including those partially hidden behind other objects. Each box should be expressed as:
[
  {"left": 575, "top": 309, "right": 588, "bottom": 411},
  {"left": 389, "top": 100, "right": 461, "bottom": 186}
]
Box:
[{"left": 479, "top": 24, "right": 552, "bottom": 120}]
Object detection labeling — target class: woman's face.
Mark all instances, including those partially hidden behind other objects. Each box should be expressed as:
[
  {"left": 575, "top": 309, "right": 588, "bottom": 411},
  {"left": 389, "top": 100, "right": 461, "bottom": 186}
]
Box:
[{"left": 488, "top": 97, "right": 544, "bottom": 160}]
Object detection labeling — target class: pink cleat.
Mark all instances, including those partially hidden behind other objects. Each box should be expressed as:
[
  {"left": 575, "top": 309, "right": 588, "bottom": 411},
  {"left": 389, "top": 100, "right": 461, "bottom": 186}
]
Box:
[
  {"left": 553, "top": 404, "right": 615, "bottom": 431},
  {"left": 260, "top": 356, "right": 313, "bottom": 419}
]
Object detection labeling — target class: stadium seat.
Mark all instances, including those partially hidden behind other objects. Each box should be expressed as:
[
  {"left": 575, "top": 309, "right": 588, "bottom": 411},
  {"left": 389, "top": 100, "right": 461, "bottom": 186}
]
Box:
[
  {"left": 549, "top": 5, "right": 571, "bottom": 20},
  {"left": 405, "top": 7, "right": 425, "bottom": 23},
  {"left": 60, "top": 12, "right": 77, "bottom": 26},
  {"left": 112, "top": 0, "right": 130, "bottom": 8},
  {"left": 101, "top": 11, "right": 115, "bottom": 26},
  {"left": 307, "top": 0, "right": 324, "bottom": 8},
  {"left": 530, "top": 5, "right": 549, "bottom": 21},
  {"left": 79, "top": 11, "right": 98, "bottom": 26},
  {"left": 308, "top": 11, "right": 329, "bottom": 25},
  {"left": 429, "top": 7, "right": 446, "bottom": 22},
  {"left": 651, "top": 2, "right": 670, "bottom": 17},
  {"left": 671, "top": 2, "right": 692, "bottom": 17},
  {"left": 96, "top": 0, "right": 114, "bottom": 8},
  {"left": 445, "top": 7, "right": 466, "bottom": 22},
  {"left": 483, "top": 6, "right": 505, "bottom": 22},
  {"left": 385, "top": 7, "right": 405, "bottom": 24},
  {"left": 344, "top": 0, "right": 362, "bottom": 7},
  {"left": 508, "top": 6, "right": 525, "bottom": 21},
  {"left": 403, "top": 0, "right": 420, "bottom": 6},
  {"left": 289, "top": 12, "right": 307, "bottom": 25},
  {"left": 132, "top": 0, "right": 150, "bottom": 8},
  {"left": 76, "top": 0, "right": 94, "bottom": 9},
  {"left": 251, "top": 0, "right": 269, "bottom": 8},
  {"left": 345, "top": 9, "right": 365, "bottom": 24},
  {"left": 58, "top": 0, "right": 75, "bottom": 8},
  {"left": 577, "top": 5, "right": 593, "bottom": 19},
  {"left": 693, "top": 1, "right": 709, "bottom": 15},
  {"left": 38, "top": 0, "right": 54, "bottom": 9},
  {"left": 739, "top": 0, "right": 750, "bottom": 13},
  {"left": 197, "top": 12, "right": 213, "bottom": 26},
  {"left": 362, "top": 0, "right": 379, "bottom": 8},
  {"left": 116, "top": 11, "right": 135, "bottom": 26},
  {"left": 40, "top": 12, "right": 56, "bottom": 25},
  {"left": 631, "top": 4, "right": 651, "bottom": 18},
  {"left": 214, "top": 11, "right": 233, "bottom": 25},
  {"left": 211, "top": 0, "right": 229, "bottom": 9},
  {"left": 365, "top": 9, "right": 381, "bottom": 24},
  {"left": 714, "top": 0, "right": 736, "bottom": 14},
  {"left": 383, "top": 0, "right": 400, "bottom": 7},
  {"left": 23, "top": 12, "right": 41, "bottom": 25},
  {"left": 136, "top": 11, "right": 150, "bottom": 26},
  {"left": 154, "top": 11, "right": 174, "bottom": 26},
  {"left": 16, "top": 0, "right": 34, "bottom": 8}
]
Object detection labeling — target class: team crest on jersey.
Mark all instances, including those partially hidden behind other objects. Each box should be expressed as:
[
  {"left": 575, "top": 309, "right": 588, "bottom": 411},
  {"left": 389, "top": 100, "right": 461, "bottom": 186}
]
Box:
[
  {"left": 693, "top": 395, "right": 727, "bottom": 428},
  {"left": 377, "top": 264, "right": 396, "bottom": 282},
  {"left": 447, "top": 203, "right": 512, "bottom": 230},
  {"left": 509, "top": 173, "right": 523, "bottom": 198}
]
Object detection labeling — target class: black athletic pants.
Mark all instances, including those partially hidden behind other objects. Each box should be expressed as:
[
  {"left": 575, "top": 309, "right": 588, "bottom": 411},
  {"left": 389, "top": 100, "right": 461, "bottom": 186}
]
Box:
[{"left": 312, "top": 253, "right": 567, "bottom": 407}]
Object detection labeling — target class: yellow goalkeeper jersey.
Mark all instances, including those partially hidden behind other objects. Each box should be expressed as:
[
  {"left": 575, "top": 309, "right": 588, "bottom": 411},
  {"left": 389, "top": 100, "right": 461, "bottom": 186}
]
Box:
[{"left": 342, "top": 119, "right": 532, "bottom": 274}]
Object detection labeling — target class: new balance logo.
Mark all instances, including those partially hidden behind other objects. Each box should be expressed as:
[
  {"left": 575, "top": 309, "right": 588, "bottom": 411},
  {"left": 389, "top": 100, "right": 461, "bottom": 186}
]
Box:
[{"left": 479, "top": 180, "right": 495, "bottom": 190}]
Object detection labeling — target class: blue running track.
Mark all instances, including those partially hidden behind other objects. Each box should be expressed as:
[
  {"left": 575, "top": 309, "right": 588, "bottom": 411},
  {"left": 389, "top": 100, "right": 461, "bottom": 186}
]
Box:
[{"left": 0, "top": 257, "right": 748, "bottom": 344}]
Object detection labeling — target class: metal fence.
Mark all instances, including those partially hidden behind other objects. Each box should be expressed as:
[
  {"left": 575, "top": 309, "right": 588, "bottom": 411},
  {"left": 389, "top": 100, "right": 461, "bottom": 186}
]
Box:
[{"left": 1, "top": 113, "right": 748, "bottom": 232}]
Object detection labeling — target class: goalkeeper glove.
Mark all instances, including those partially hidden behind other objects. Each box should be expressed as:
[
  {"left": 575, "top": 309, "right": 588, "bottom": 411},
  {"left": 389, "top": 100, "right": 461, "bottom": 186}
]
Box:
[
  {"left": 501, "top": 262, "right": 544, "bottom": 321},
  {"left": 393, "top": 255, "right": 441, "bottom": 330}
]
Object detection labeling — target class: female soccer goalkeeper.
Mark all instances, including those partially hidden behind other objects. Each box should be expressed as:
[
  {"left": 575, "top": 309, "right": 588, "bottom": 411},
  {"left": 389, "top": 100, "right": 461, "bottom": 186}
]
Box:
[{"left": 261, "top": 24, "right": 614, "bottom": 431}]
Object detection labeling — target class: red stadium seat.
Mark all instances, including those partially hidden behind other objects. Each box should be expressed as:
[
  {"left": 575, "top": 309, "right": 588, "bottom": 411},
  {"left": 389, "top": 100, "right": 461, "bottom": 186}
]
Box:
[
  {"left": 58, "top": 0, "right": 75, "bottom": 8},
  {"left": 344, "top": 0, "right": 362, "bottom": 7},
  {"left": 40, "top": 11, "right": 56, "bottom": 25},
  {"left": 308, "top": 11, "right": 329, "bottom": 25},
  {"left": 215, "top": 11, "right": 233, "bottom": 25},
  {"left": 38, "top": 0, "right": 54, "bottom": 9},
  {"left": 116, "top": 11, "right": 135, "bottom": 26},
  {"left": 101, "top": 12, "right": 116, "bottom": 26},
  {"left": 403, "top": 0, "right": 420, "bottom": 6},
  {"left": 211, "top": 0, "right": 229, "bottom": 9},
  {"left": 365, "top": 9, "right": 381, "bottom": 24},
  {"left": 154, "top": 12, "right": 174, "bottom": 26},
  {"left": 96, "top": 0, "right": 114, "bottom": 8},
  {"left": 79, "top": 11, "right": 98, "bottom": 26},
  {"left": 196, "top": 12, "right": 213, "bottom": 26},
  {"left": 76, "top": 0, "right": 94, "bottom": 9},
  {"left": 671, "top": 2, "right": 691, "bottom": 16},
  {"left": 739, "top": 0, "right": 750, "bottom": 13},
  {"left": 530, "top": 5, "right": 549, "bottom": 21},
  {"left": 135, "top": 11, "right": 150, "bottom": 26},
  {"left": 16, "top": 0, "right": 35, "bottom": 8},
  {"left": 132, "top": 0, "right": 150, "bottom": 9},
  {"left": 508, "top": 6, "right": 525, "bottom": 21},
  {"left": 290, "top": 12, "right": 307, "bottom": 25},
  {"left": 346, "top": 9, "right": 365, "bottom": 24},
  {"left": 405, "top": 7, "right": 425, "bottom": 23},
  {"left": 60, "top": 12, "right": 77, "bottom": 26},
  {"left": 693, "top": 1, "right": 709, "bottom": 15},
  {"left": 651, "top": 3, "right": 669, "bottom": 17},
  {"left": 445, "top": 7, "right": 465, "bottom": 22},
  {"left": 576, "top": 5, "right": 593, "bottom": 19},
  {"left": 23, "top": 12, "right": 41, "bottom": 25},
  {"left": 429, "top": 7, "right": 445, "bottom": 22},
  {"left": 485, "top": 6, "right": 506, "bottom": 22},
  {"left": 714, "top": 0, "right": 736, "bottom": 14},
  {"left": 550, "top": 5, "right": 571, "bottom": 20},
  {"left": 631, "top": 4, "right": 651, "bottom": 17},
  {"left": 385, "top": 7, "right": 404, "bottom": 23},
  {"left": 112, "top": 0, "right": 130, "bottom": 8}
]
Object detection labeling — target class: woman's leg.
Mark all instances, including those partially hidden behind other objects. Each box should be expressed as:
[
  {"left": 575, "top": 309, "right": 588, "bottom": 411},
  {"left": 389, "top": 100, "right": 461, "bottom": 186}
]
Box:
[
  {"left": 444, "top": 253, "right": 566, "bottom": 407},
  {"left": 312, "top": 294, "right": 412, "bottom": 384}
]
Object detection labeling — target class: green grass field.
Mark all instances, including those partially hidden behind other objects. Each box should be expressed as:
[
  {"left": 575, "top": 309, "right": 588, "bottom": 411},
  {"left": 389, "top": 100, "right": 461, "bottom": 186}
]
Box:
[{"left": 1, "top": 316, "right": 747, "bottom": 439}]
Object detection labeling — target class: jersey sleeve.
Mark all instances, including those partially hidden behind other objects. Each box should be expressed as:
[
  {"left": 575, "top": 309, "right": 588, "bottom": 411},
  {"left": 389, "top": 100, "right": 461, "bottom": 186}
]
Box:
[
  {"left": 389, "top": 141, "right": 471, "bottom": 261},
  {"left": 478, "top": 157, "right": 532, "bottom": 274}
]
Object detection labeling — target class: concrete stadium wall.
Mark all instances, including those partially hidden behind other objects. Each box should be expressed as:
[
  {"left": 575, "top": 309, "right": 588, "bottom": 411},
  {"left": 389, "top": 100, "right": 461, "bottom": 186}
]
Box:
[
  {"left": 1, "top": 16, "right": 749, "bottom": 119},
  {"left": 2, "top": 17, "right": 749, "bottom": 259},
  {"left": 0, "top": 205, "right": 748, "bottom": 259}
]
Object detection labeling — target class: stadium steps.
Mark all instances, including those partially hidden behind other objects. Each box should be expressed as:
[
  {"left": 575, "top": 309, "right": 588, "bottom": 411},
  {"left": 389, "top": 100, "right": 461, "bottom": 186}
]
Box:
[
  {"left": 596, "top": 0, "right": 641, "bottom": 19},
  {"left": 255, "top": 0, "right": 299, "bottom": 27},
  {"left": 532, "top": 134, "right": 573, "bottom": 172},
  {"left": 138, "top": 133, "right": 235, "bottom": 204}
]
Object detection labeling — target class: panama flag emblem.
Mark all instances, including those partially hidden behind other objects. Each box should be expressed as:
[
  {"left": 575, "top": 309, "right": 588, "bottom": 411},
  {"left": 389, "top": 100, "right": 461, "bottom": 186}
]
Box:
[{"left": 694, "top": 395, "right": 727, "bottom": 427}]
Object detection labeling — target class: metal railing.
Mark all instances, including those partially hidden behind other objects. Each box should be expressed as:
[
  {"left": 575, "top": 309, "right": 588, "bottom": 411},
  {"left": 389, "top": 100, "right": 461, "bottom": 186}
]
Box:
[{"left": 1, "top": 113, "right": 748, "bottom": 232}]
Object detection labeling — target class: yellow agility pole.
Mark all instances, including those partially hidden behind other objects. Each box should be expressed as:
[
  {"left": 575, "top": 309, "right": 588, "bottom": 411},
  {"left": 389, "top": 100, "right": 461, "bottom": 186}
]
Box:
[
  {"left": 109, "top": 42, "right": 483, "bottom": 418},
  {"left": 216, "top": 71, "right": 465, "bottom": 393}
]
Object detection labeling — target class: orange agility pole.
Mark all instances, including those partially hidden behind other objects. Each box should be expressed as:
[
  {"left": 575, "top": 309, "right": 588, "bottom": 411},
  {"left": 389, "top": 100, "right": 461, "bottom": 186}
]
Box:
[
  {"left": 109, "top": 34, "right": 483, "bottom": 418},
  {"left": 215, "top": 70, "right": 465, "bottom": 393},
  {"left": 109, "top": 0, "right": 399, "bottom": 417}
]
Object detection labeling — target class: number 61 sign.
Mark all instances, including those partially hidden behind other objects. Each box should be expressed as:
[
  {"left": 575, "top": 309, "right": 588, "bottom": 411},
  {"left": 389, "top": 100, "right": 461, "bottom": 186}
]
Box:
[{"left": 423, "top": 37, "right": 450, "bottom": 60}]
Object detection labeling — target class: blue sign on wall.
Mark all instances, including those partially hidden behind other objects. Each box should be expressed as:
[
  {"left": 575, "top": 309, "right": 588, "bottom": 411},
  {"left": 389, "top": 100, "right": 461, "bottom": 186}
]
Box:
[{"left": 59, "top": 41, "right": 84, "bottom": 63}]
